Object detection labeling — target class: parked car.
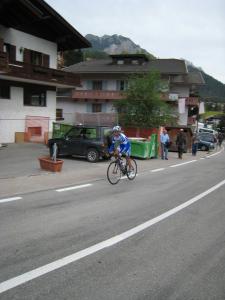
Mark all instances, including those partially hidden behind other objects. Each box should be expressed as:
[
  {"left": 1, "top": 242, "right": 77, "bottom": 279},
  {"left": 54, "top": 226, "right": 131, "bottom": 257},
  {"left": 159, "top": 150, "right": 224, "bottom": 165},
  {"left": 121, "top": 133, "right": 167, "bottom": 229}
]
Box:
[
  {"left": 48, "top": 125, "right": 112, "bottom": 162},
  {"left": 197, "top": 132, "right": 216, "bottom": 143},
  {"left": 197, "top": 139, "right": 215, "bottom": 151},
  {"left": 198, "top": 128, "right": 217, "bottom": 136}
]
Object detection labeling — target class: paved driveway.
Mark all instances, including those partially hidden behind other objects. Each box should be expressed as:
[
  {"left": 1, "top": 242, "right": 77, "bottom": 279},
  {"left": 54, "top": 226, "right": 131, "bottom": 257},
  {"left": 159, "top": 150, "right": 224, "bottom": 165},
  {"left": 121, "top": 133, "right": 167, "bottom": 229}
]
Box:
[{"left": 0, "top": 143, "right": 108, "bottom": 179}]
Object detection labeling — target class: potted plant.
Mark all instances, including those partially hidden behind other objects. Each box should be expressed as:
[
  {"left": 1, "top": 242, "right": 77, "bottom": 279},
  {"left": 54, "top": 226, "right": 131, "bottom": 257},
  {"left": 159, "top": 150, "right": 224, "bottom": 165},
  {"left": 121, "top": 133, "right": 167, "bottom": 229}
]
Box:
[{"left": 39, "top": 143, "right": 63, "bottom": 172}]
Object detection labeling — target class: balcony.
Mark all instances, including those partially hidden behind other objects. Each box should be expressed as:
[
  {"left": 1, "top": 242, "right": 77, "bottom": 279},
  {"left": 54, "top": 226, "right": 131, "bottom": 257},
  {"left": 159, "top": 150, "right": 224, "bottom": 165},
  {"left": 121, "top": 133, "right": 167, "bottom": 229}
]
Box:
[
  {"left": 161, "top": 93, "right": 179, "bottom": 101},
  {"left": 72, "top": 90, "right": 125, "bottom": 100},
  {"left": 185, "top": 97, "right": 199, "bottom": 106},
  {"left": 161, "top": 94, "right": 199, "bottom": 106},
  {"left": 0, "top": 58, "right": 80, "bottom": 87}
]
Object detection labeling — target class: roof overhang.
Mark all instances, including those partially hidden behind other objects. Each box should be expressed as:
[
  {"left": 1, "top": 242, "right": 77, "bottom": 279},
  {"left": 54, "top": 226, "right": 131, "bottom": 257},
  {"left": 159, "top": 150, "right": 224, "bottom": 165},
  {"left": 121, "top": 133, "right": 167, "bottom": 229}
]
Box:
[
  {"left": 0, "top": 75, "right": 78, "bottom": 88},
  {"left": 0, "top": 0, "right": 91, "bottom": 51}
]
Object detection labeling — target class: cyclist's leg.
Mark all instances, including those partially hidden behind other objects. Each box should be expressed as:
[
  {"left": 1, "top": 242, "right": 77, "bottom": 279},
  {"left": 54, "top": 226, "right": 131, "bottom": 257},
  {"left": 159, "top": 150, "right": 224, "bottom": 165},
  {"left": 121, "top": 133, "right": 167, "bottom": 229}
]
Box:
[{"left": 121, "top": 144, "right": 132, "bottom": 170}]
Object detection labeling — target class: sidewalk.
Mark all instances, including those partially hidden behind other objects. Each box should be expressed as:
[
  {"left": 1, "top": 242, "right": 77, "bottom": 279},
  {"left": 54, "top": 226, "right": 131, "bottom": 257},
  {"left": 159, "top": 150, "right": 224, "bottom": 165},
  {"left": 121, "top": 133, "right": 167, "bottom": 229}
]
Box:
[{"left": 0, "top": 143, "right": 212, "bottom": 198}]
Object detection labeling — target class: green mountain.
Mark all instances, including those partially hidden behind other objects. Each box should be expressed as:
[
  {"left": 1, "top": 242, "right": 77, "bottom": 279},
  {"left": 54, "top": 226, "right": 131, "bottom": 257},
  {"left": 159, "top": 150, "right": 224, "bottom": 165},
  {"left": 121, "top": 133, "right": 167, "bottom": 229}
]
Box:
[{"left": 187, "top": 63, "right": 225, "bottom": 103}]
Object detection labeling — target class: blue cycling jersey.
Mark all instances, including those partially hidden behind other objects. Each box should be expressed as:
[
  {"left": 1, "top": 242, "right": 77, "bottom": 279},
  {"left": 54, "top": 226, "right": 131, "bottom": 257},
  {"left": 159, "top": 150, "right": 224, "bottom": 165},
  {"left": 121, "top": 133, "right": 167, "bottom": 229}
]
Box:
[{"left": 109, "top": 133, "right": 131, "bottom": 156}]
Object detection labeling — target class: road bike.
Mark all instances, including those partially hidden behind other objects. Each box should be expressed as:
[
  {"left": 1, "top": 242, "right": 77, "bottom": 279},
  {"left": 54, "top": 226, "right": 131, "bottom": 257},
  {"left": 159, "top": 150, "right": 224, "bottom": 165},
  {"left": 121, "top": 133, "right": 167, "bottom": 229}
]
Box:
[{"left": 107, "top": 156, "right": 137, "bottom": 185}]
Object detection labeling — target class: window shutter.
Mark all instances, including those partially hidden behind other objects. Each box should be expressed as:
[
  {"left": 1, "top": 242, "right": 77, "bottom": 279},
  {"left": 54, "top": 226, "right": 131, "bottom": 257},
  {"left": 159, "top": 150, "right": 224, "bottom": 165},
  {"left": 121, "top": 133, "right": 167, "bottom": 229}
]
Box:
[
  {"left": 86, "top": 80, "right": 92, "bottom": 90},
  {"left": 116, "top": 80, "right": 120, "bottom": 91},
  {"left": 43, "top": 54, "right": 50, "bottom": 67},
  {"left": 0, "top": 38, "right": 4, "bottom": 51},
  {"left": 9, "top": 45, "right": 16, "bottom": 62},
  {"left": 102, "top": 103, "right": 106, "bottom": 112},
  {"left": 102, "top": 80, "right": 107, "bottom": 90},
  {"left": 86, "top": 103, "right": 92, "bottom": 112},
  {"left": 23, "top": 48, "right": 31, "bottom": 64}
]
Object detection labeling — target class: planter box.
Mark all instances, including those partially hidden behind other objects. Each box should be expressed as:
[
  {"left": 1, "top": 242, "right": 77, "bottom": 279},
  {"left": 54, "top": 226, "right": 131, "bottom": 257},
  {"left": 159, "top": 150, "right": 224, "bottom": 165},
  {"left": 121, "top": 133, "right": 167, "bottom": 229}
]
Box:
[{"left": 39, "top": 156, "right": 63, "bottom": 172}]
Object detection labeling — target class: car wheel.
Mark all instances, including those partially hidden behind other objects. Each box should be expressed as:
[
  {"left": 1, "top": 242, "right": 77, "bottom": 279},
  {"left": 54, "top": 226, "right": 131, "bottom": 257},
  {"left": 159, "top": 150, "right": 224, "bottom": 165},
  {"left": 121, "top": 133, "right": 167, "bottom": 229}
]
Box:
[
  {"left": 86, "top": 148, "right": 99, "bottom": 162},
  {"left": 201, "top": 145, "right": 207, "bottom": 151}
]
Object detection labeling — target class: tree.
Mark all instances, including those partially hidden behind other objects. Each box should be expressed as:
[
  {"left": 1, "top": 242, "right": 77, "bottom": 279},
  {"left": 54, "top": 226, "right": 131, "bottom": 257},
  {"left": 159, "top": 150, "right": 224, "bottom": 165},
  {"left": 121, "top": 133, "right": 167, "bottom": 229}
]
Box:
[
  {"left": 114, "top": 71, "right": 177, "bottom": 128},
  {"left": 63, "top": 50, "right": 84, "bottom": 67}
]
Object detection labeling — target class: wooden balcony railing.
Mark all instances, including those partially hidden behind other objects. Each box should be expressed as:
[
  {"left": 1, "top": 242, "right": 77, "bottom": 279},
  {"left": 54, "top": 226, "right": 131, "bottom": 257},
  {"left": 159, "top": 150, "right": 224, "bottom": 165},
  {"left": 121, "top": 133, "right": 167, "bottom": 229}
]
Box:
[
  {"left": 185, "top": 97, "right": 199, "bottom": 106},
  {"left": 0, "top": 57, "right": 80, "bottom": 86},
  {"left": 72, "top": 90, "right": 125, "bottom": 100},
  {"left": 161, "top": 94, "right": 199, "bottom": 106}
]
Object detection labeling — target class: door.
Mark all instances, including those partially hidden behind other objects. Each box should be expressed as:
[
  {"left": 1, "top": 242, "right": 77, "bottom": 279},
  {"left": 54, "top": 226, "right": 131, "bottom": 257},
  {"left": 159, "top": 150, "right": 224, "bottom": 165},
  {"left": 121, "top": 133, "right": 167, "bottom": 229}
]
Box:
[{"left": 62, "top": 127, "right": 85, "bottom": 155}]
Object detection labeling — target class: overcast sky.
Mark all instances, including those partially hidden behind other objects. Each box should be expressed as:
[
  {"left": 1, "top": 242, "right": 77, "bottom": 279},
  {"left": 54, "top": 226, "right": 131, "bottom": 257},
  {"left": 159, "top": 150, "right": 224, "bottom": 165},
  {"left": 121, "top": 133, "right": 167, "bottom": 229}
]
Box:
[{"left": 46, "top": 0, "right": 225, "bottom": 84}]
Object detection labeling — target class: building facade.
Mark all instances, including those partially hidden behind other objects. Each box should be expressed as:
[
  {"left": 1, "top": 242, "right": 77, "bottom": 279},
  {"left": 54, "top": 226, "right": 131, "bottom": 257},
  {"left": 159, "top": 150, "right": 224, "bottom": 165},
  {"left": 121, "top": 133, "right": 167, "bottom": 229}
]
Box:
[
  {"left": 58, "top": 54, "right": 204, "bottom": 127},
  {"left": 0, "top": 0, "right": 90, "bottom": 143}
]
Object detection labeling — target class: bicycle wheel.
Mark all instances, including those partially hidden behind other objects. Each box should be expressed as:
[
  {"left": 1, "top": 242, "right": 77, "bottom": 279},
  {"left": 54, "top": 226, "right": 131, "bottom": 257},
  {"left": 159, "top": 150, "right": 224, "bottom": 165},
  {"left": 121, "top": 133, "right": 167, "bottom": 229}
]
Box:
[
  {"left": 127, "top": 158, "right": 137, "bottom": 180},
  {"left": 107, "top": 161, "right": 122, "bottom": 184}
]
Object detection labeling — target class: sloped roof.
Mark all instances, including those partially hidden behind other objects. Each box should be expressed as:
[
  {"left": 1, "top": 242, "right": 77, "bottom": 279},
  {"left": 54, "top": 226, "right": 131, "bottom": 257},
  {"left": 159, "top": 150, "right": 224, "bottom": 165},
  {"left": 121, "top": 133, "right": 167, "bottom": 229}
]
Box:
[
  {"left": 0, "top": 0, "right": 91, "bottom": 51},
  {"left": 171, "top": 71, "right": 205, "bottom": 85},
  {"left": 65, "top": 58, "right": 188, "bottom": 75}
]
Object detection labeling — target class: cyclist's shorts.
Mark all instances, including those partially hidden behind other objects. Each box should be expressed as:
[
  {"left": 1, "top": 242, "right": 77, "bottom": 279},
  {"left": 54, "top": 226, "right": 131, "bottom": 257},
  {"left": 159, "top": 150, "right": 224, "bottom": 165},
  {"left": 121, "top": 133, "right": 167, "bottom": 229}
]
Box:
[{"left": 117, "top": 143, "right": 131, "bottom": 156}]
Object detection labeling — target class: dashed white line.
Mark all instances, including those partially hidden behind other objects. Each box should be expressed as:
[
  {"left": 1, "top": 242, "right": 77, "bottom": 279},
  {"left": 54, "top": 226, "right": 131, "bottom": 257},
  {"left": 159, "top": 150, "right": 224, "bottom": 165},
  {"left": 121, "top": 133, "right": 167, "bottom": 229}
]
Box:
[
  {"left": 0, "top": 197, "right": 22, "bottom": 204},
  {"left": 170, "top": 160, "right": 197, "bottom": 168},
  {"left": 151, "top": 168, "right": 165, "bottom": 173},
  {"left": 56, "top": 184, "right": 92, "bottom": 192},
  {"left": 1, "top": 178, "right": 225, "bottom": 294}
]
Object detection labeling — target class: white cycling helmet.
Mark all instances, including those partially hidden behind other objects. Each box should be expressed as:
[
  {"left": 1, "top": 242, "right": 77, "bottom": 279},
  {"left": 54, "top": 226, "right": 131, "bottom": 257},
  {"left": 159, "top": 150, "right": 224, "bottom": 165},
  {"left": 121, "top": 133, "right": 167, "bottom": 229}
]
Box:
[{"left": 112, "top": 125, "right": 121, "bottom": 132}]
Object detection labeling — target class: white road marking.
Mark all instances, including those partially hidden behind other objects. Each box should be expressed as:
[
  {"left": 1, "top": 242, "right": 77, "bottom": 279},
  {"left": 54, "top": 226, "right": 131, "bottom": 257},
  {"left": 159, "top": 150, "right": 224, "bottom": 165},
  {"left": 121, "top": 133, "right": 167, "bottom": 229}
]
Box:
[
  {"left": 151, "top": 168, "right": 165, "bottom": 173},
  {"left": 56, "top": 184, "right": 92, "bottom": 192},
  {"left": 206, "top": 151, "right": 221, "bottom": 158},
  {"left": 170, "top": 160, "right": 197, "bottom": 168},
  {"left": 0, "top": 197, "right": 22, "bottom": 204},
  {"left": 1, "top": 178, "right": 225, "bottom": 294}
]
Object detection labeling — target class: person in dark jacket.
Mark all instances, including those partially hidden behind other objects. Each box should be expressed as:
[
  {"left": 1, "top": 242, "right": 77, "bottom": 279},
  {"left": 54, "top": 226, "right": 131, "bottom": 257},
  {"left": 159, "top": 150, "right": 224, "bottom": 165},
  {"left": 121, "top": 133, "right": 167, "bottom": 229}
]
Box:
[{"left": 176, "top": 129, "right": 186, "bottom": 159}]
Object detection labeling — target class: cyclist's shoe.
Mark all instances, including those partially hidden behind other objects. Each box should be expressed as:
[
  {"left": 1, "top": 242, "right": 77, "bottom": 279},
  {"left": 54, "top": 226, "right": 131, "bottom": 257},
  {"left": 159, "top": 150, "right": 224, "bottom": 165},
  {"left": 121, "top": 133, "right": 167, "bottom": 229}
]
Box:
[{"left": 127, "top": 167, "right": 134, "bottom": 176}]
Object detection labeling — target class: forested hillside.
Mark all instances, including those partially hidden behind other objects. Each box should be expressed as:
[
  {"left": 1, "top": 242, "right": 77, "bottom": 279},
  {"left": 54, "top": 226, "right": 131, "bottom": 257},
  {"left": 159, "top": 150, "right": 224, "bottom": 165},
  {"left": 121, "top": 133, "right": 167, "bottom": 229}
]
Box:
[{"left": 187, "top": 64, "right": 225, "bottom": 103}]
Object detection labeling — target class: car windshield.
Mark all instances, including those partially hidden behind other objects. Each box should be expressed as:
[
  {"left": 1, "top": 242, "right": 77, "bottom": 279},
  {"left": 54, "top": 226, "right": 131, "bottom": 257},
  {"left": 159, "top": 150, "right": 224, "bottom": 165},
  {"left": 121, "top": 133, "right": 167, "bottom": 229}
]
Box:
[{"left": 198, "top": 133, "right": 214, "bottom": 142}]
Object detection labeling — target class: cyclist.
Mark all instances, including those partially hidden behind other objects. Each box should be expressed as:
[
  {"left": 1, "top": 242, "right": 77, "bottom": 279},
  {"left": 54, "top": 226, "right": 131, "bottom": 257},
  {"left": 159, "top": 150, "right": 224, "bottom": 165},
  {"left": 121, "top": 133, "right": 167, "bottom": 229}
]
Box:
[{"left": 109, "top": 125, "right": 133, "bottom": 171}]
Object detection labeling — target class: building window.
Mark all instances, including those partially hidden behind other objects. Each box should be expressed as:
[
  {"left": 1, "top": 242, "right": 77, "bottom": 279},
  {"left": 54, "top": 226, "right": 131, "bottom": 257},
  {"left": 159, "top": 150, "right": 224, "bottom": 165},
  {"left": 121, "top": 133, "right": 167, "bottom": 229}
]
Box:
[
  {"left": 3, "top": 43, "right": 16, "bottom": 62},
  {"left": 30, "top": 50, "right": 43, "bottom": 66},
  {"left": 56, "top": 108, "right": 64, "bottom": 120},
  {"left": 92, "top": 81, "right": 102, "bottom": 90},
  {"left": 24, "top": 87, "right": 46, "bottom": 106},
  {"left": 0, "top": 84, "right": 10, "bottom": 99},
  {"left": 117, "top": 80, "right": 128, "bottom": 91},
  {"left": 83, "top": 128, "right": 97, "bottom": 139},
  {"left": 92, "top": 103, "right": 102, "bottom": 112},
  {"left": 117, "top": 60, "right": 124, "bottom": 65}
]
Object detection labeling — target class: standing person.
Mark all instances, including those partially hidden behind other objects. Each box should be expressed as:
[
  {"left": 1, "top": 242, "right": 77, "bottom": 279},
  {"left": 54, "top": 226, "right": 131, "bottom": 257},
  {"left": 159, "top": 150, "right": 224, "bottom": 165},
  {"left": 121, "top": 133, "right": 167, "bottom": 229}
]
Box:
[
  {"left": 192, "top": 133, "right": 199, "bottom": 156},
  {"left": 176, "top": 129, "right": 186, "bottom": 159},
  {"left": 217, "top": 132, "right": 224, "bottom": 148},
  {"left": 160, "top": 128, "right": 170, "bottom": 160}
]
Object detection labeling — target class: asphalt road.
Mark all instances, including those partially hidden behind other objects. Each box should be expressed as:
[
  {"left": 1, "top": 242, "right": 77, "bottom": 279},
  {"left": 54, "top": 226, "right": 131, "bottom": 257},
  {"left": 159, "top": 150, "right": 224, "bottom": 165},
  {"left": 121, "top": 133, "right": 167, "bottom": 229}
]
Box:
[{"left": 0, "top": 150, "right": 225, "bottom": 299}]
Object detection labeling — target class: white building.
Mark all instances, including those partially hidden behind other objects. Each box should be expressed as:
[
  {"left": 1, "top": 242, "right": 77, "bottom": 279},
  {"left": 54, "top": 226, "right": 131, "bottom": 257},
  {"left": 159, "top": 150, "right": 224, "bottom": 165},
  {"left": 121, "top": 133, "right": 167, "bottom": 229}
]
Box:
[
  {"left": 0, "top": 0, "right": 90, "bottom": 143},
  {"left": 58, "top": 54, "right": 205, "bottom": 127}
]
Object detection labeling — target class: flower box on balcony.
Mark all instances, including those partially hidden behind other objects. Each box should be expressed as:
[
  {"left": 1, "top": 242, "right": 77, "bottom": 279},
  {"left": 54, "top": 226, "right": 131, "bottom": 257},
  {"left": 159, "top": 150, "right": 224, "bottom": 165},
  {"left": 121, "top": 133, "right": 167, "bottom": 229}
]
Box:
[{"left": 39, "top": 156, "right": 63, "bottom": 172}]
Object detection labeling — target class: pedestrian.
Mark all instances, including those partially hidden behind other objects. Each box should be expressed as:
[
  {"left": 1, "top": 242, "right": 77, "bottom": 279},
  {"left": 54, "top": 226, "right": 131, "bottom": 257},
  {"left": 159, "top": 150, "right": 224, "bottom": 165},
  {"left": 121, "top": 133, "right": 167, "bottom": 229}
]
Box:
[
  {"left": 217, "top": 132, "right": 224, "bottom": 148},
  {"left": 176, "top": 129, "right": 186, "bottom": 159},
  {"left": 191, "top": 133, "right": 199, "bottom": 156},
  {"left": 160, "top": 128, "right": 170, "bottom": 160}
]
